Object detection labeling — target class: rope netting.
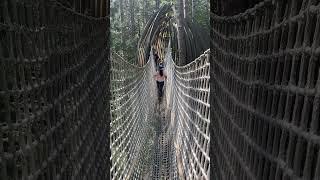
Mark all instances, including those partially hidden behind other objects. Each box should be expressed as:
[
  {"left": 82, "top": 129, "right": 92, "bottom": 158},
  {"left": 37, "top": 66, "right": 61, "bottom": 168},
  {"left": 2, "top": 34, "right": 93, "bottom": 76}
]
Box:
[
  {"left": 110, "top": 43, "right": 210, "bottom": 179},
  {"left": 166, "top": 47, "right": 210, "bottom": 179},
  {"left": 110, "top": 52, "right": 157, "bottom": 179},
  {"left": 0, "top": 0, "right": 109, "bottom": 180},
  {"left": 211, "top": 0, "right": 320, "bottom": 179}
]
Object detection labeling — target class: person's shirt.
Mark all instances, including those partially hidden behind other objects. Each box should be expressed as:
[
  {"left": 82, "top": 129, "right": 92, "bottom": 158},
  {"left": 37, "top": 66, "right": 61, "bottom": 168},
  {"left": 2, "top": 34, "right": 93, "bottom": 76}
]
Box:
[{"left": 154, "top": 70, "right": 167, "bottom": 82}]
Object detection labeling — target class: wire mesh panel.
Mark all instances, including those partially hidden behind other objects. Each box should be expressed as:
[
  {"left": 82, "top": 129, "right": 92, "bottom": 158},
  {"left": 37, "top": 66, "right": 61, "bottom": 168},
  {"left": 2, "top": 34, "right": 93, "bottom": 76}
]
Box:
[
  {"left": 166, "top": 47, "right": 210, "bottom": 179},
  {"left": 0, "top": 0, "right": 109, "bottom": 180},
  {"left": 110, "top": 51, "right": 157, "bottom": 179},
  {"left": 211, "top": 0, "right": 320, "bottom": 179}
]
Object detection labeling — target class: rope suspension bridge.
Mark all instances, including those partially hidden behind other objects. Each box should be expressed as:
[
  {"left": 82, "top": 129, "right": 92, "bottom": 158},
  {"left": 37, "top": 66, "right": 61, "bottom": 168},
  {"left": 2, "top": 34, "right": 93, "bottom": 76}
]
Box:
[
  {"left": 110, "top": 44, "right": 210, "bottom": 179},
  {"left": 110, "top": 2, "right": 210, "bottom": 179},
  {"left": 2, "top": 0, "right": 320, "bottom": 180}
]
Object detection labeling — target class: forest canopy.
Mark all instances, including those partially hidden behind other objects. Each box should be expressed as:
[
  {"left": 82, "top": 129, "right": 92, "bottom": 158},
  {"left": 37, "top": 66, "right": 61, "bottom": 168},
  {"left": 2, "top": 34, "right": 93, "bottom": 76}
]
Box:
[{"left": 111, "top": 0, "right": 210, "bottom": 63}]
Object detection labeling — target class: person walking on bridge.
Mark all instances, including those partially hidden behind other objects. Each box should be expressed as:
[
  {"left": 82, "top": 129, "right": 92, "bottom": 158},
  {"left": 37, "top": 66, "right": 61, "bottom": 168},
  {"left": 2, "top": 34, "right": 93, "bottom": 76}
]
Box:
[
  {"left": 154, "top": 64, "right": 167, "bottom": 101},
  {"left": 154, "top": 51, "right": 160, "bottom": 69}
]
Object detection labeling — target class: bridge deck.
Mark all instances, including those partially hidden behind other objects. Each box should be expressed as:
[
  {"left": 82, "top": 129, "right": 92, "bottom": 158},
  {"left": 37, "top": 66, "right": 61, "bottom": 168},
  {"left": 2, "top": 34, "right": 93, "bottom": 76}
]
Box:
[{"left": 150, "top": 95, "right": 179, "bottom": 179}]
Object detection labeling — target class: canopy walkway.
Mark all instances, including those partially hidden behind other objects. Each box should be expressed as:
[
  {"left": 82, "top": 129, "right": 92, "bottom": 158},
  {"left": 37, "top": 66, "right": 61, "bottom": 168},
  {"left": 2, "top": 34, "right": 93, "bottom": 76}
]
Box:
[
  {"left": 2, "top": 0, "right": 320, "bottom": 180},
  {"left": 110, "top": 44, "right": 210, "bottom": 179},
  {"left": 110, "top": 3, "right": 210, "bottom": 179}
]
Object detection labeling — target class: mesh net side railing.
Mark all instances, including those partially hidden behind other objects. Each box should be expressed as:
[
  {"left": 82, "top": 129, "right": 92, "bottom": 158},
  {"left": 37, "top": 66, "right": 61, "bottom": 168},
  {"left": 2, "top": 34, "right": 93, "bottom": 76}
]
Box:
[
  {"left": 110, "top": 52, "right": 156, "bottom": 179},
  {"left": 211, "top": 0, "right": 320, "bottom": 179},
  {"left": 0, "top": 0, "right": 109, "bottom": 179},
  {"left": 166, "top": 47, "right": 210, "bottom": 179}
]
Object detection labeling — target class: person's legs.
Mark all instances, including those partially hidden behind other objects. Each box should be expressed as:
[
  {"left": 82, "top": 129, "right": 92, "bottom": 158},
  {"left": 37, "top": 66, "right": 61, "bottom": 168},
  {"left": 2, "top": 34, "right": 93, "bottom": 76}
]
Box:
[
  {"left": 159, "top": 81, "right": 164, "bottom": 97},
  {"left": 156, "top": 81, "right": 161, "bottom": 97}
]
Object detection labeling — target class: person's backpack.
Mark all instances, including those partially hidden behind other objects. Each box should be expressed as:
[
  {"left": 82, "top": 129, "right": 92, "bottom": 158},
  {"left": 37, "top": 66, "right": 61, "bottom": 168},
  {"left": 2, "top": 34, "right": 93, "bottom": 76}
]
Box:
[{"left": 159, "top": 63, "right": 164, "bottom": 70}]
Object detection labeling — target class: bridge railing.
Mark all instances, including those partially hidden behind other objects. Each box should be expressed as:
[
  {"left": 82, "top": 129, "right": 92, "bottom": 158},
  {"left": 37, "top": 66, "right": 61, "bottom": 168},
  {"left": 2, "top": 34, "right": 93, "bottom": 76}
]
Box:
[
  {"left": 211, "top": 0, "right": 320, "bottom": 179},
  {"left": 110, "top": 51, "right": 156, "bottom": 179},
  {"left": 0, "top": 1, "right": 109, "bottom": 179},
  {"left": 166, "top": 46, "right": 210, "bottom": 179}
]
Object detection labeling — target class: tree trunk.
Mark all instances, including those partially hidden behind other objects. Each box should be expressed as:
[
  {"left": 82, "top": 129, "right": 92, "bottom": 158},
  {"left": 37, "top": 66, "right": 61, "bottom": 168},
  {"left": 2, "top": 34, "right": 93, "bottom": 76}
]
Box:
[
  {"left": 120, "top": 0, "right": 125, "bottom": 55},
  {"left": 144, "top": 0, "right": 148, "bottom": 24},
  {"left": 129, "top": 0, "right": 135, "bottom": 35},
  {"left": 155, "top": 0, "right": 160, "bottom": 10},
  {"left": 176, "top": 0, "right": 186, "bottom": 65},
  {"left": 191, "top": 0, "right": 195, "bottom": 21},
  {"left": 183, "top": 0, "right": 189, "bottom": 19}
]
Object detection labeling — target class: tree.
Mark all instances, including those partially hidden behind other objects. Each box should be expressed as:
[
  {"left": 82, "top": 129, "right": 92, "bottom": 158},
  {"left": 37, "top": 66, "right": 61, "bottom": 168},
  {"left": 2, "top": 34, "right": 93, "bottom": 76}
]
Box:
[
  {"left": 144, "top": 0, "right": 150, "bottom": 24},
  {"left": 183, "top": 0, "right": 188, "bottom": 19},
  {"left": 176, "top": 0, "right": 186, "bottom": 65},
  {"left": 156, "top": 0, "right": 160, "bottom": 10},
  {"left": 119, "top": 0, "right": 125, "bottom": 55},
  {"left": 111, "top": 0, "right": 209, "bottom": 64},
  {"left": 191, "top": 0, "right": 195, "bottom": 21},
  {"left": 130, "top": 0, "right": 135, "bottom": 35}
]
